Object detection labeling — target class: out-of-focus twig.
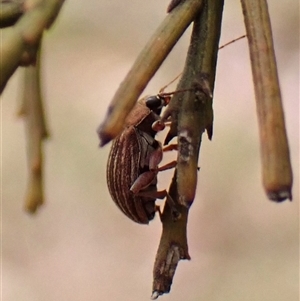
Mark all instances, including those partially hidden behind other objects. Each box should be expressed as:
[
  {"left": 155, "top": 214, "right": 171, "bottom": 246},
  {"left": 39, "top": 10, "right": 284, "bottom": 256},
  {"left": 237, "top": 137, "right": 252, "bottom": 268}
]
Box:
[
  {"left": 0, "top": 0, "right": 24, "bottom": 28},
  {"left": 240, "top": 0, "right": 293, "bottom": 201},
  {"left": 152, "top": 0, "right": 224, "bottom": 298},
  {"left": 97, "top": 0, "right": 204, "bottom": 147},
  {"left": 0, "top": 0, "right": 65, "bottom": 94},
  {"left": 21, "top": 41, "right": 49, "bottom": 213}
]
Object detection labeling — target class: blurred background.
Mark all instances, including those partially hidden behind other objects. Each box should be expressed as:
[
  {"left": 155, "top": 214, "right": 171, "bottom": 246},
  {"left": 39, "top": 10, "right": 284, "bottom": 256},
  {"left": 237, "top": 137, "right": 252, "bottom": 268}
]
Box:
[{"left": 1, "top": 0, "right": 299, "bottom": 300}]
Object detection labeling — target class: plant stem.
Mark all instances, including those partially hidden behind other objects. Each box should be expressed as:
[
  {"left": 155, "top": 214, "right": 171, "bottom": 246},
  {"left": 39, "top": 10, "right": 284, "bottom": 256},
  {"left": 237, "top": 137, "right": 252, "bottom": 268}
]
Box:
[
  {"left": 152, "top": 0, "right": 224, "bottom": 298},
  {"left": 22, "top": 42, "right": 49, "bottom": 213},
  {"left": 97, "top": 0, "right": 204, "bottom": 146},
  {"left": 240, "top": 0, "right": 293, "bottom": 201}
]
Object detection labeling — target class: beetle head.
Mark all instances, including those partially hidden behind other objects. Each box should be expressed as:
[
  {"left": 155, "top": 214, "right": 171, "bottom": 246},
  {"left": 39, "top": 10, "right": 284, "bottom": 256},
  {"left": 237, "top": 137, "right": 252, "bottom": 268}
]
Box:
[{"left": 145, "top": 95, "right": 170, "bottom": 115}]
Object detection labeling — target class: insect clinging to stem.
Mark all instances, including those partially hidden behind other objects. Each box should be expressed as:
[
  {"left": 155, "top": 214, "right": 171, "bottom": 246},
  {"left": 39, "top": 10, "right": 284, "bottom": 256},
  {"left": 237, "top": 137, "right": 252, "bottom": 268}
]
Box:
[
  {"left": 106, "top": 84, "right": 194, "bottom": 224},
  {"left": 104, "top": 35, "right": 246, "bottom": 224}
]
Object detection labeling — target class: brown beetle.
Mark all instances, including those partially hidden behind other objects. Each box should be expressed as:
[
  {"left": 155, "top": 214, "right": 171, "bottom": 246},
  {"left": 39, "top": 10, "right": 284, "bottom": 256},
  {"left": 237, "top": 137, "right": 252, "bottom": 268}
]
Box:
[{"left": 106, "top": 94, "right": 178, "bottom": 224}]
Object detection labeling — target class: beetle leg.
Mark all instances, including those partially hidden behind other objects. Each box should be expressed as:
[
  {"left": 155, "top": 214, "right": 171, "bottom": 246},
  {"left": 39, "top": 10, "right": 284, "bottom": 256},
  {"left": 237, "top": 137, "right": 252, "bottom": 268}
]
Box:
[
  {"left": 158, "top": 156, "right": 200, "bottom": 172},
  {"left": 164, "top": 121, "right": 172, "bottom": 127},
  {"left": 149, "top": 145, "right": 163, "bottom": 170},
  {"left": 130, "top": 160, "right": 176, "bottom": 196},
  {"left": 163, "top": 144, "right": 178, "bottom": 152},
  {"left": 130, "top": 171, "right": 157, "bottom": 195},
  {"left": 135, "top": 188, "right": 181, "bottom": 221},
  {"left": 152, "top": 120, "right": 172, "bottom": 132},
  {"left": 157, "top": 160, "right": 177, "bottom": 172},
  {"left": 152, "top": 120, "right": 165, "bottom": 132}
]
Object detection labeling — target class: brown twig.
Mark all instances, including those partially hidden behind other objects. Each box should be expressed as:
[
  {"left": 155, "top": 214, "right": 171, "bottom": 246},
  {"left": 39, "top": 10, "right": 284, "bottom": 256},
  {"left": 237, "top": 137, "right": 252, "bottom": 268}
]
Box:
[
  {"left": 240, "top": 0, "right": 293, "bottom": 201},
  {"left": 151, "top": 171, "right": 190, "bottom": 299},
  {"left": 22, "top": 41, "right": 49, "bottom": 213},
  {"left": 97, "top": 0, "right": 205, "bottom": 147},
  {"left": 161, "top": 0, "right": 224, "bottom": 207},
  {"left": 152, "top": 0, "right": 224, "bottom": 298}
]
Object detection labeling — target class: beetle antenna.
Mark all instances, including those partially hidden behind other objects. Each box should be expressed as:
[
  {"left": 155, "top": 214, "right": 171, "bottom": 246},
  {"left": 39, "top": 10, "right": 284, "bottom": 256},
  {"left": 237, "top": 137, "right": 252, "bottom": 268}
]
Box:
[
  {"left": 159, "top": 88, "right": 194, "bottom": 98},
  {"left": 218, "top": 34, "right": 246, "bottom": 50},
  {"left": 160, "top": 34, "right": 246, "bottom": 94},
  {"left": 159, "top": 73, "right": 183, "bottom": 94}
]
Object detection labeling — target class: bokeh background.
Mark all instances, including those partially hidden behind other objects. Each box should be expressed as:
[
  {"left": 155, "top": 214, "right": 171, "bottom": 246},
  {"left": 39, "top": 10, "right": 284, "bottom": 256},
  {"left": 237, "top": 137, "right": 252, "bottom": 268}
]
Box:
[{"left": 1, "top": 1, "right": 299, "bottom": 300}]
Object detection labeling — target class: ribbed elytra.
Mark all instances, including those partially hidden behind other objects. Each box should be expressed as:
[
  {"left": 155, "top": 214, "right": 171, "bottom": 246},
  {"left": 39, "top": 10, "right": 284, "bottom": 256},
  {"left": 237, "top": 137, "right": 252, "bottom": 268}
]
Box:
[
  {"left": 106, "top": 86, "right": 196, "bottom": 224},
  {"left": 106, "top": 100, "right": 162, "bottom": 224}
]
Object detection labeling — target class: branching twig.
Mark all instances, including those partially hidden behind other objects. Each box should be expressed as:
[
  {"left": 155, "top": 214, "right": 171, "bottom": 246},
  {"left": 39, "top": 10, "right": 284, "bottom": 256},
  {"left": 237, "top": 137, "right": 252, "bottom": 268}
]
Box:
[
  {"left": 240, "top": 0, "right": 293, "bottom": 201},
  {"left": 161, "top": 0, "right": 224, "bottom": 206},
  {"left": 152, "top": 0, "right": 224, "bottom": 298},
  {"left": 97, "top": 0, "right": 204, "bottom": 146}
]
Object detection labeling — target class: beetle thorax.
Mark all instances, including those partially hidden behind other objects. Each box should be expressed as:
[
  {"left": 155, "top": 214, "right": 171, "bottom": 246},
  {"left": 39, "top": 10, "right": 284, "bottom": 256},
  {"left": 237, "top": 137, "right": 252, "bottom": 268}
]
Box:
[{"left": 125, "top": 102, "right": 160, "bottom": 137}]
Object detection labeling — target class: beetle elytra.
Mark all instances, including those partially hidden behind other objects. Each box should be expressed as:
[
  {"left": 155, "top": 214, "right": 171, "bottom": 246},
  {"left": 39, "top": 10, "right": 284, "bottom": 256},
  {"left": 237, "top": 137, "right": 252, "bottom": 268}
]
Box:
[{"left": 106, "top": 93, "right": 180, "bottom": 224}]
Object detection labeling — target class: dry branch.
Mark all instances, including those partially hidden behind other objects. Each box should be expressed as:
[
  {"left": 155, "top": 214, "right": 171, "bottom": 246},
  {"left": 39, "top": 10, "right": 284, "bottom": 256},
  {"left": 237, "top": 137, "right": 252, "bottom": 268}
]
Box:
[
  {"left": 97, "top": 0, "right": 205, "bottom": 146},
  {"left": 240, "top": 0, "right": 293, "bottom": 201},
  {"left": 152, "top": 0, "right": 224, "bottom": 298}
]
